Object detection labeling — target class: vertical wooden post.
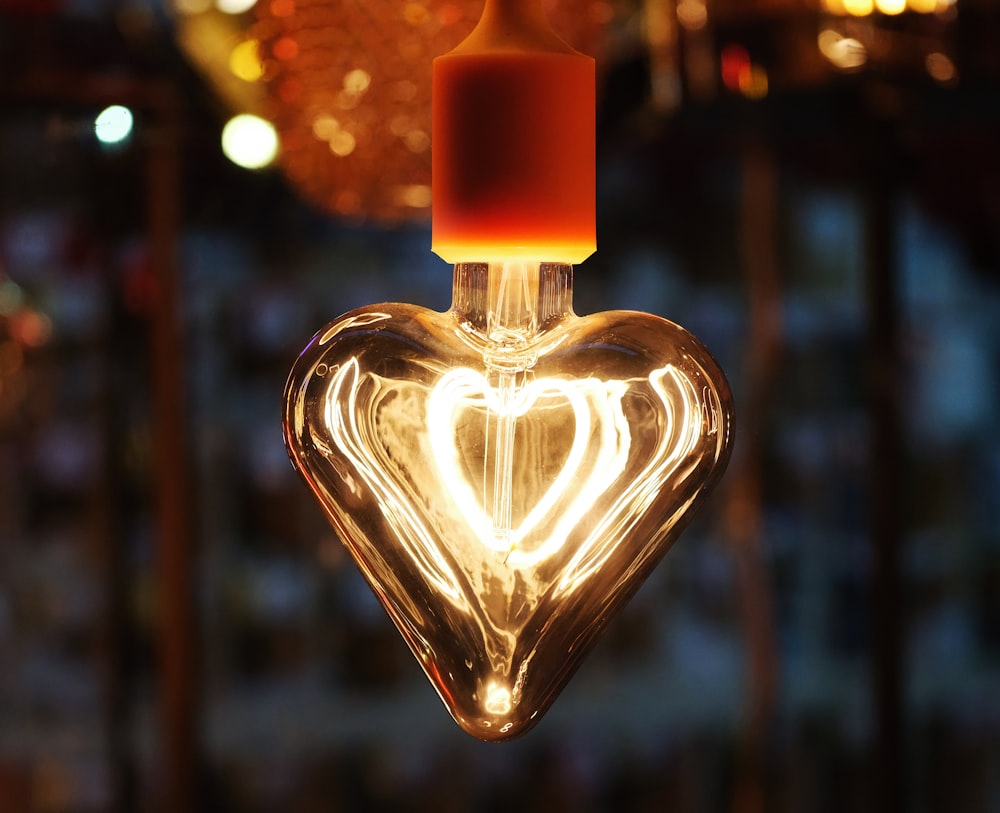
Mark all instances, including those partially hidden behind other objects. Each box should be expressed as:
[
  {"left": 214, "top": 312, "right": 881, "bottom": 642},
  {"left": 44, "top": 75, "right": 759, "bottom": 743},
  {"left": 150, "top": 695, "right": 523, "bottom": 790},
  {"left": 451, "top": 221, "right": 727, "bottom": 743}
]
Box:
[
  {"left": 146, "top": 86, "right": 199, "bottom": 813},
  {"left": 97, "top": 284, "right": 137, "bottom": 813},
  {"left": 727, "top": 136, "right": 781, "bottom": 813},
  {"left": 866, "top": 118, "right": 905, "bottom": 813}
]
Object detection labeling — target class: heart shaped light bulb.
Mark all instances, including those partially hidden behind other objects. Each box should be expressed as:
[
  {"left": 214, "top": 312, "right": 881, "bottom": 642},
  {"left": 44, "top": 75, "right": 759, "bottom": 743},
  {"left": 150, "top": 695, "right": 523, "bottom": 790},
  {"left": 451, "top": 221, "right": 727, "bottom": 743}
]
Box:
[{"left": 283, "top": 0, "right": 734, "bottom": 741}]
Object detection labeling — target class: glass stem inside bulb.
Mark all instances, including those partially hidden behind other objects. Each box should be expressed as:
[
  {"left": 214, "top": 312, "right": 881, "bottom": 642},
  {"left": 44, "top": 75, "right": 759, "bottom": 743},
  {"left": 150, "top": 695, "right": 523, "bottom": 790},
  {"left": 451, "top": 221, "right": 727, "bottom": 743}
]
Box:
[
  {"left": 492, "top": 367, "right": 517, "bottom": 558},
  {"left": 451, "top": 261, "right": 574, "bottom": 558}
]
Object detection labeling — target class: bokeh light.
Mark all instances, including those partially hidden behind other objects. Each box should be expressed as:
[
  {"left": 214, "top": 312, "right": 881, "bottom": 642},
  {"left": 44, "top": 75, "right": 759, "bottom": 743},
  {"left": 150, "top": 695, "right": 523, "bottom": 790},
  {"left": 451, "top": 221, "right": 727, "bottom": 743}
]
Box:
[
  {"left": 926, "top": 51, "right": 957, "bottom": 83},
  {"left": 94, "top": 105, "right": 134, "bottom": 145},
  {"left": 875, "top": 0, "right": 907, "bottom": 14},
  {"left": 676, "top": 0, "right": 708, "bottom": 31},
  {"left": 216, "top": 0, "right": 257, "bottom": 15},
  {"left": 818, "top": 29, "right": 868, "bottom": 70},
  {"left": 229, "top": 39, "right": 264, "bottom": 82},
  {"left": 824, "top": 0, "right": 953, "bottom": 14},
  {"left": 221, "top": 113, "right": 279, "bottom": 169},
  {"left": 843, "top": 0, "right": 875, "bottom": 15}
]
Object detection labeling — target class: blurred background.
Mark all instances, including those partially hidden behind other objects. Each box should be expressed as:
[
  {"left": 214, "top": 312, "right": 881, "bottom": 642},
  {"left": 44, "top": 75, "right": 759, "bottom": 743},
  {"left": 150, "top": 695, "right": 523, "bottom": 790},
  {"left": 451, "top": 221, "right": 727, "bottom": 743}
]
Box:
[{"left": 1, "top": 0, "right": 998, "bottom": 811}]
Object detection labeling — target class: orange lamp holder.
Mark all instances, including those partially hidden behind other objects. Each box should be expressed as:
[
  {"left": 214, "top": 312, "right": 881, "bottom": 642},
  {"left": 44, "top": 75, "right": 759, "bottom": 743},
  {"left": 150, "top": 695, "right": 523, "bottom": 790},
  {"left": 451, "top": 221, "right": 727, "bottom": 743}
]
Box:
[{"left": 431, "top": 0, "right": 595, "bottom": 264}]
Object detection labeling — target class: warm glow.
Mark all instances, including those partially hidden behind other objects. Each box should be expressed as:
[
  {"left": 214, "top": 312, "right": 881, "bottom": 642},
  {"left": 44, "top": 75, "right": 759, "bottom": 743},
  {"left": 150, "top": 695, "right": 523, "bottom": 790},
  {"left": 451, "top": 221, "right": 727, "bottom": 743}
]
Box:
[
  {"left": 926, "top": 51, "right": 957, "bottom": 82},
  {"left": 173, "top": 0, "right": 212, "bottom": 14},
  {"left": 720, "top": 42, "right": 768, "bottom": 98},
  {"left": 328, "top": 130, "right": 356, "bottom": 157},
  {"left": 284, "top": 261, "right": 733, "bottom": 740},
  {"left": 94, "top": 105, "right": 134, "bottom": 145},
  {"left": 221, "top": 114, "right": 278, "bottom": 169},
  {"left": 311, "top": 115, "right": 357, "bottom": 157},
  {"left": 343, "top": 68, "right": 372, "bottom": 95},
  {"left": 824, "top": 0, "right": 947, "bottom": 12},
  {"left": 740, "top": 65, "right": 769, "bottom": 99},
  {"left": 676, "top": 0, "right": 707, "bottom": 31},
  {"left": 721, "top": 43, "right": 751, "bottom": 92},
  {"left": 843, "top": 0, "right": 875, "bottom": 15},
  {"left": 393, "top": 184, "right": 433, "bottom": 208},
  {"left": 272, "top": 35, "right": 299, "bottom": 60},
  {"left": 425, "top": 367, "right": 634, "bottom": 567},
  {"left": 8, "top": 310, "right": 52, "bottom": 348},
  {"left": 484, "top": 683, "right": 513, "bottom": 715},
  {"left": 818, "top": 29, "right": 868, "bottom": 70},
  {"left": 311, "top": 115, "right": 339, "bottom": 141},
  {"left": 875, "top": 0, "right": 906, "bottom": 14},
  {"left": 229, "top": 39, "right": 264, "bottom": 82},
  {"left": 216, "top": 0, "right": 257, "bottom": 14},
  {"left": 404, "top": 129, "right": 430, "bottom": 153},
  {"left": 404, "top": 1, "right": 432, "bottom": 26}
]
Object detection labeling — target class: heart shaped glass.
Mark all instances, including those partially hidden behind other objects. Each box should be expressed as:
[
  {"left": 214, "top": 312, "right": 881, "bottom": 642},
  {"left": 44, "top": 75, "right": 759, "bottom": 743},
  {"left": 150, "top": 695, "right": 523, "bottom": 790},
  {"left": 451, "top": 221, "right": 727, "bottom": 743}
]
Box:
[{"left": 283, "top": 261, "right": 733, "bottom": 740}]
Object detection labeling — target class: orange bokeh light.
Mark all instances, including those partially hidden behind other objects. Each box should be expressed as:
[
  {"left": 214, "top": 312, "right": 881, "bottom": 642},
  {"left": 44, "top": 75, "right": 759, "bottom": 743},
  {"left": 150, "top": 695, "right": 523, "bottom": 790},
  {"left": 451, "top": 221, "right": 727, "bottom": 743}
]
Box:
[{"left": 721, "top": 43, "right": 751, "bottom": 93}]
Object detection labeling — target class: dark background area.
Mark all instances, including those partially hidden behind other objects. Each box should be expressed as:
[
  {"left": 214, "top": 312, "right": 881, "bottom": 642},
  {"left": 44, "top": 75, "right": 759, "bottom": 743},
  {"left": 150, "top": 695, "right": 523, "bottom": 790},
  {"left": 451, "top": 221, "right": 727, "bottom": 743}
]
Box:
[{"left": 0, "top": 1, "right": 998, "bottom": 811}]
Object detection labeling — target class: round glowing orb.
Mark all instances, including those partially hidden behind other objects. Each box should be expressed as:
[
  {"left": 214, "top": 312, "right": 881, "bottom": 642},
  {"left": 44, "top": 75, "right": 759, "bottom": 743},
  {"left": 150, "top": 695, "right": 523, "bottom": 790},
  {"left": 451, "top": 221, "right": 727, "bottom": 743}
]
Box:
[
  {"left": 875, "top": 0, "right": 906, "bottom": 14},
  {"left": 94, "top": 105, "right": 134, "bottom": 145},
  {"left": 230, "top": 39, "right": 264, "bottom": 82},
  {"left": 926, "top": 51, "right": 957, "bottom": 83},
  {"left": 216, "top": 0, "right": 257, "bottom": 15},
  {"left": 221, "top": 114, "right": 279, "bottom": 169}
]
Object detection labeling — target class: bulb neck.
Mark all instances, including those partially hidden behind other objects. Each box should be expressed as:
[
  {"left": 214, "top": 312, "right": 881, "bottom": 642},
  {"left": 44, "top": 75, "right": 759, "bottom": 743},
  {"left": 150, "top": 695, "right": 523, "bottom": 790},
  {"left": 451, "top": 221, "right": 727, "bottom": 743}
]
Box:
[{"left": 451, "top": 262, "right": 574, "bottom": 345}]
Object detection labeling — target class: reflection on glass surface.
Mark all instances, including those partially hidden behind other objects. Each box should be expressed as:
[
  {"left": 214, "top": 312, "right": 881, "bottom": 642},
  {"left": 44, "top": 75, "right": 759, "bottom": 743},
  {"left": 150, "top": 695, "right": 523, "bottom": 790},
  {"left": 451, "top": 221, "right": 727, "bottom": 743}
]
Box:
[{"left": 284, "top": 261, "right": 733, "bottom": 740}]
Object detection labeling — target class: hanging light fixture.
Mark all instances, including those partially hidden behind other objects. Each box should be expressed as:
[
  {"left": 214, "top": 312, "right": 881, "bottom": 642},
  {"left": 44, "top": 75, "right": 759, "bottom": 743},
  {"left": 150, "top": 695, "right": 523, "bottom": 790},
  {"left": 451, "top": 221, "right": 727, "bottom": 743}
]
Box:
[
  {"left": 282, "top": 0, "right": 734, "bottom": 741},
  {"left": 250, "top": 0, "right": 608, "bottom": 220}
]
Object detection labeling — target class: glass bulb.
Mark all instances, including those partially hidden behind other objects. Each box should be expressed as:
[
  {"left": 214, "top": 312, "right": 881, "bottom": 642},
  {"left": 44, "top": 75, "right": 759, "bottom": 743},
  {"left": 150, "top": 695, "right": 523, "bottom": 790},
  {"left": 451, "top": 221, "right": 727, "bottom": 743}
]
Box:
[{"left": 283, "top": 261, "right": 733, "bottom": 740}]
